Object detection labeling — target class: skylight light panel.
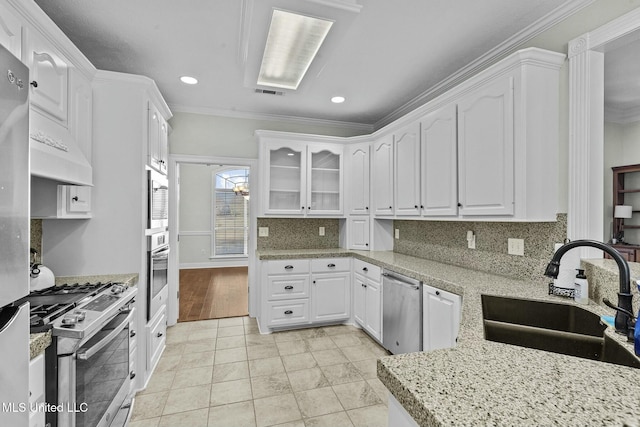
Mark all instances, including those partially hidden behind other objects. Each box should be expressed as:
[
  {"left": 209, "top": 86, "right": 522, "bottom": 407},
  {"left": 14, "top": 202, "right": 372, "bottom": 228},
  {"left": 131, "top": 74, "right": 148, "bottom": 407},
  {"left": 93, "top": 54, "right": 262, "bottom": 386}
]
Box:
[{"left": 257, "top": 9, "right": 333, "bottom": 90}]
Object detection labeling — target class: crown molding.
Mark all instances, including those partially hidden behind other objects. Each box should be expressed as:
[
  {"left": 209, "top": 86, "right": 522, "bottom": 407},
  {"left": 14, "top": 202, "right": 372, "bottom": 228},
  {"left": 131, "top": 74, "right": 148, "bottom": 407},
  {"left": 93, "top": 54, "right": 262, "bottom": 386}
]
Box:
[
  {"left": 169, "top": 103, "right": 374, "bottom": 133},
  {"left": 374, "top": 0, "right": 595, "bottom": 130}
]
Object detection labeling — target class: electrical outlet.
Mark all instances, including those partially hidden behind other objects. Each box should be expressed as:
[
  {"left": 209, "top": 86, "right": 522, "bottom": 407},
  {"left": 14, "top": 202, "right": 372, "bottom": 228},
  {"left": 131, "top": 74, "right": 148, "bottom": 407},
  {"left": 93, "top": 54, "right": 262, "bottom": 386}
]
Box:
[
  {"left": 319, "top": 227, "right": 325, "bottom": 236},
  {"left": 467, "top": 230, "right": 476, "bottom": 249},
  {"left": 508, "top": 238, "right": 524, "bottom": 256},
  {"left": 258, "top": 227, "right": 269, "bottom": 237},
  {"left": 395, "top": 229, "right": 400, "bottom": 239}
]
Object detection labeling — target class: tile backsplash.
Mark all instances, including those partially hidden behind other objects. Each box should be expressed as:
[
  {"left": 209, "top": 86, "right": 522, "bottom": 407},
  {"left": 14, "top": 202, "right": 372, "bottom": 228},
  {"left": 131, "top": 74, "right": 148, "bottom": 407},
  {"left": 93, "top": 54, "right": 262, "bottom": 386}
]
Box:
[
  {"left": 393, "top": 214, "right": 567, "bottom": 285},
  {"left": 257, "top": 218, "right": 340, "bottom": 250},
  {"left": 30, "top": 219, "right": 43, "bottom": 263}
]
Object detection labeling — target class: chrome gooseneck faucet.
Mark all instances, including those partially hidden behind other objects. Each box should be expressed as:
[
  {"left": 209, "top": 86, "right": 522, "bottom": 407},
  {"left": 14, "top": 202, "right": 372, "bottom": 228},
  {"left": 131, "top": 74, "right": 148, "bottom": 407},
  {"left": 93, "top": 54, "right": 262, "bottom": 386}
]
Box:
[{"left": 544, "top": 239, "right": 635, "bottom": 340}]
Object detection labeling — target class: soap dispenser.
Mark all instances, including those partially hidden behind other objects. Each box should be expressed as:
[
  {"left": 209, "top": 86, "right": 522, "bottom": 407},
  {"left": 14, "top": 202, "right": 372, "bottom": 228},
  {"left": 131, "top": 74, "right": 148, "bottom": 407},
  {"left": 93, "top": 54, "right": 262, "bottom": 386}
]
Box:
[{"left": 574, "top": 269, "right": 589, "bottom": 304}]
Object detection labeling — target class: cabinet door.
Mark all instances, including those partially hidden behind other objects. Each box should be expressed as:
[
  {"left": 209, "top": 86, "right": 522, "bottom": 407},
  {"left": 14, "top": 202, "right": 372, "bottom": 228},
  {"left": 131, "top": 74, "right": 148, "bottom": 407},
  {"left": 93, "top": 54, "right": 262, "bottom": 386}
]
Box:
[
  {"left": 423, "top": 284, "right": 461, "bottom": 352},
  {"left": 68, "top": 68, "right": 93, "bottom": 161},
  {"left": 421, "top": 104, "right": 458, "bottom": 217},
  {"left": 311, "top": 273, "right": 350, "bottom": 322},
  {"left": 394, "top": 123, "right": 421, "bottom": 216},
  {"left": 353, "top": 274, "right": 366, "bottom": 327},
  {"left": 348, "top": 216, "right": 370, "bottom": 250},
  {"left": 457, "top": 76, "right": 514, "bottom": 216},
  {"left": 346, "top": 143, "right": 370, "bottom": 215},
  {"left": 372, "top": 136, "right": 394, "bottom": 216},
  {"left": 147, "top": 104, "right": 162, "bottom": 171},
  {"left": 264, "top": 143, "right": 306, "bottom": 215},
  {"left": 0, "top": 3, "right": 21, "bottom": 59},
  {"left": 307, "top": 144, "right": 342, "bottom": 215},
  {"left": 25, "top": 29, "right": 69, "bottom": 124},
  {"left": 159, "top": 119, "right": 168, "bottom": 174},
  {"left": 64, "top": 185, "right": 92, "bottom": 214},
  {"left": 365, "top": 279, "right": 382, "bottom": 341}
]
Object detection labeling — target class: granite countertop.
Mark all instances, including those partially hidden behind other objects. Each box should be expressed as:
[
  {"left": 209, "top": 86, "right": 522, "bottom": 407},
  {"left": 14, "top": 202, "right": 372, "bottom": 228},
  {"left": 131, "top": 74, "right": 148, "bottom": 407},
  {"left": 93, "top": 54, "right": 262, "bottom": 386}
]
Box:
[
  {"left": 28, "top": 273, "right": 139, "bottom": 359},
  {"left": 257, "top": 249, "right": 640, "bottom": 426}
]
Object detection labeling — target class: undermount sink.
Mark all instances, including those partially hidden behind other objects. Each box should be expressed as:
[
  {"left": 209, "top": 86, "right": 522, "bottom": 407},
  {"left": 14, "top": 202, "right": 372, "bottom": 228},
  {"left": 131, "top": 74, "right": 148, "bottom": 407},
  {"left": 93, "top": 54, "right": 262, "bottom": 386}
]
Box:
[{"left": 481, "top": 294, "right": 640, "bottom": 369}]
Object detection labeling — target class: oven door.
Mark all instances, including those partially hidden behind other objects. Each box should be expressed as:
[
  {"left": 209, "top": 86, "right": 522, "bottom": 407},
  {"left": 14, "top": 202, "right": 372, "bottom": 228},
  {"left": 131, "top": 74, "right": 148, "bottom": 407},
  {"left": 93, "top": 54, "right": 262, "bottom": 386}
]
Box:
[
  {"left": 148, "top": 244, "right": 169, "bottom": 320},
  {"left": 58, "top": 310, "right": 133, "bottom": 427},
  {"left": 148, "top": 169, "right": 168, "bottom": 230}
]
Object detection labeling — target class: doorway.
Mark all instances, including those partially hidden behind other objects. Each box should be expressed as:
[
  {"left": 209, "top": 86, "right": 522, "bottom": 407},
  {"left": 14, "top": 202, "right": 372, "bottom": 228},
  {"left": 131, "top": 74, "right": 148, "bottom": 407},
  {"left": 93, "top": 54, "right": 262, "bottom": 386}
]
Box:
[{"left": 167, "top": 155, "right": 258, "bottom": 325}]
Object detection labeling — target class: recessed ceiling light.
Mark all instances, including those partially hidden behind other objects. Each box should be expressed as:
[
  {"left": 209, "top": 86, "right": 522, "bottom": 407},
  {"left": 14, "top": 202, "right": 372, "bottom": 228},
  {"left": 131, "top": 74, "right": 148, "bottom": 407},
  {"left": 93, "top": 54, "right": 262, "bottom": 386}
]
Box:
[
  {"left": 258, "top": 9, "right": 334, "bottom": 90},
  {"left": 180, "top": 76, "right": 198, "bottom": 85},
  {"left": 331, "top": 96, "right": 345, "bottom": 103}
]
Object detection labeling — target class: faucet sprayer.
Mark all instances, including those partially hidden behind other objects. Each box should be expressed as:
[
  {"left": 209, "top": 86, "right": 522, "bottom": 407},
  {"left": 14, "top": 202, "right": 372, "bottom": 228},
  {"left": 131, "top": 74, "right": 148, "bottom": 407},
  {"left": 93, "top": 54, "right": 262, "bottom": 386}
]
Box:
[{"left": 544, "top": 239, "right": 634, "bottom": 340}]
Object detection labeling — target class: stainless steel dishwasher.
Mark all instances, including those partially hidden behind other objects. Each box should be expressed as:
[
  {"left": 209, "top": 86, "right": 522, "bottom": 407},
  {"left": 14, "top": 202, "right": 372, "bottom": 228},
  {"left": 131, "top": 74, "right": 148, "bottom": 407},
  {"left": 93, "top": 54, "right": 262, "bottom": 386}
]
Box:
[{"left": 382, "top": 270, "right": 422, "bottom": 354}]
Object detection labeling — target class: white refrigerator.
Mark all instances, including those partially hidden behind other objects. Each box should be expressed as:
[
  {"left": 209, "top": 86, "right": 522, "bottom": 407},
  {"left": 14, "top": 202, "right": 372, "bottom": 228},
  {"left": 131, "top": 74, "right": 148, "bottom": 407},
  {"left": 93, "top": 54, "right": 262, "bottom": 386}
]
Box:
[{"left": 0, "top": 42, "right": 30, "bottom": 425}]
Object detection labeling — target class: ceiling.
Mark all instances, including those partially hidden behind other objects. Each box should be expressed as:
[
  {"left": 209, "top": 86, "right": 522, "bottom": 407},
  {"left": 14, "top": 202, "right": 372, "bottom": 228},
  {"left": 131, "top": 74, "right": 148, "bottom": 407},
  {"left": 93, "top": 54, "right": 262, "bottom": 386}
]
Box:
[{"left": 36, "top": 0, "right": 595, "bottom": 130}]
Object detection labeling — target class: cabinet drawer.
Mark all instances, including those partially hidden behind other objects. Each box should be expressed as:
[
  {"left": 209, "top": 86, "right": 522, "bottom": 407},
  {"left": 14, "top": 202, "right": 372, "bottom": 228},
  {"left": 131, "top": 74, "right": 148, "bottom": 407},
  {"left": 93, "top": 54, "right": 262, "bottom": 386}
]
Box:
[
  {"left": 147, "top": 306, "right": 166, "bottom": 371},
  {"left": 354, "top": 259, "right": 381, "bottom": 278},
  {"left": 311, "top": 257, "right": 350, "bottom": 273},
  {"left": 267, "top": 299, "right": 310, "bottom": 327},
  {"left": 266, "top": 259, "right": 310, "bottom": 275},
  {"left": 268, "top": 275, "right": 310, "bottom": 300}
]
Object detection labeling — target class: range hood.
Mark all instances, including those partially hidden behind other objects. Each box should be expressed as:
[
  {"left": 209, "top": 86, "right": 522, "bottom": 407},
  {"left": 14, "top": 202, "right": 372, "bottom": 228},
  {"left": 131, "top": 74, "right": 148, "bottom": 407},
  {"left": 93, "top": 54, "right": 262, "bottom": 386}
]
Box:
[{"left": 30, "top": 109, "right": 92, "bottom": 186}]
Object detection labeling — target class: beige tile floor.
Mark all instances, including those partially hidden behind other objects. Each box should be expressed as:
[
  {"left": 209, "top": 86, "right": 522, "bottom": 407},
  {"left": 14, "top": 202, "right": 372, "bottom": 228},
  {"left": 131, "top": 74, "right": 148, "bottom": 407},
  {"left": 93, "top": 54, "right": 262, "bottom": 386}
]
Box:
[{"left": 129, "top": 317, "right": 390, "bottom": 427}]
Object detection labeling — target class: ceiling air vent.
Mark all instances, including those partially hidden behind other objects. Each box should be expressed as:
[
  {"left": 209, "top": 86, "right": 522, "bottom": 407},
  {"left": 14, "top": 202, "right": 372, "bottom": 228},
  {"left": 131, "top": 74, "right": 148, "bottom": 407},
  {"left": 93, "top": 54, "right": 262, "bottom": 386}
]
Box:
[{"left": 255, "top": 88, "right": 285, "bottom": 96}]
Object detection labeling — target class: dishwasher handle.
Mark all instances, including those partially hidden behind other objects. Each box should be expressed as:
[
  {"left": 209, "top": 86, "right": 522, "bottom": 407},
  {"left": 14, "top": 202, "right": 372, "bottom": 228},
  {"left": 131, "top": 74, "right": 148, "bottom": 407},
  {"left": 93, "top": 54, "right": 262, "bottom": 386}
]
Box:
[{"left": 382, "top": 272, "right": 421, "bottom": 290}]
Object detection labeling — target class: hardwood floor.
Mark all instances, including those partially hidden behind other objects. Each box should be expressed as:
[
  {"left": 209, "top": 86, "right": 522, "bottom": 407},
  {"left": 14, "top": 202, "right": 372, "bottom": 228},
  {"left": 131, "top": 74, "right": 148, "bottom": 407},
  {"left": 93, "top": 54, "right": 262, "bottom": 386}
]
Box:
[{"left": 178, "top": 267, "right": 248, "bottom": 322}]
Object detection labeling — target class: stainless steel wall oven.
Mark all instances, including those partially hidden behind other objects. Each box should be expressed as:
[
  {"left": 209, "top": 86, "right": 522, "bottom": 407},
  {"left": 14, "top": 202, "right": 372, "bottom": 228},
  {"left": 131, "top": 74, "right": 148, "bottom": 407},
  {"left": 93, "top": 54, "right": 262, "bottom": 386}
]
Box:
[
  {"left": 147, "top": 169, "right": 169, "bottom": 230},
  {"left": 147, "top": 231, "right": 169, "bottom": 321}
]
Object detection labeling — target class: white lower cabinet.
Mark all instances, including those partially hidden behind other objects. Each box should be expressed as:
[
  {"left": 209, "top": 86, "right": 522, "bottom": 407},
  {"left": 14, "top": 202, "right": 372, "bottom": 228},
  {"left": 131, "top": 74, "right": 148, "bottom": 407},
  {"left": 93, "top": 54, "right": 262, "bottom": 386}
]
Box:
[
  {"left": 146, "top": 305, "right": 167, "bottom": 373},
  {"left": 262, "top": 258, "right": 350, "bottom": 329},
  {"left": 29, "top": 354, "right": 45, "bottom": 427},
  {"left": 388, "top": 393, "right": 419, "bottom": 427},
  {"left": 353, "top": 259, "right": 382, "bottom": 342},
  {"left": 423, "top": 284, "right": 461, "bottom": 352}
]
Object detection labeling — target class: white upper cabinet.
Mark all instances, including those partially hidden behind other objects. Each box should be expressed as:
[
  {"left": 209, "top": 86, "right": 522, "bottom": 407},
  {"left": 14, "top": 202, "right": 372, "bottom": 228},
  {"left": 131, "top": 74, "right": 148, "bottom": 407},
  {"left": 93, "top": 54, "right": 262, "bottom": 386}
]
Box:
[
  {"left": 0, "top": 2, "right": 22, "bottom": 59},
  {"left": 457, "top": 76, "right": 514, "bottom": 216},
  {"left": 394, "top": 123, "right": 421, "bottom": 216},
  {"left": 148, "top": 102, "right": 168, "bottom": 174},
  {"left": 372, "top": 135, "right": 394, "bottom": 216},
  {"left": 24, "top": 28, "right": 69, "bottom": 125},
  {"left": 68, "top": 68, "right": 92, "bottom": 161},
  {"left": 307, "top": 144, "right": 342, "bottom": 215},
  {"left": 345, "top": 143, "right": 370, "bottom": 215},
  {"left": 420, "top": 104, "right": 458, "bottom": 217},
  {"left": 259, "top": 135, "right": 343, "bottom": 217}
]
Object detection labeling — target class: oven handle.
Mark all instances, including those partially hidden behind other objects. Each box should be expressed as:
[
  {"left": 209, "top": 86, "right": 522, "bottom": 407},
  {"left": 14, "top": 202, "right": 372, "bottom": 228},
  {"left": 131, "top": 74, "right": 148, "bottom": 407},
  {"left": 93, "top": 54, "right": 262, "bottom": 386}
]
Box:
[
  {"left": 76, "top": 310, "right": 133, "bottom": 361},
  {"left": 152, "top": 246, "right": 170, "bottom": 259}
]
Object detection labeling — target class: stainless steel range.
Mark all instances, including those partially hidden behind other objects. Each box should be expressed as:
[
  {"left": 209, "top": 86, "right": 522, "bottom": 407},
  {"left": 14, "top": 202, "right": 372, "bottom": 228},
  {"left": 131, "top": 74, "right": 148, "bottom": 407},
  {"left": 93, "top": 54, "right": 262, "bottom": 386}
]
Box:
[{"left": 19, "top": 282, "right": 137, "bottom": 427}]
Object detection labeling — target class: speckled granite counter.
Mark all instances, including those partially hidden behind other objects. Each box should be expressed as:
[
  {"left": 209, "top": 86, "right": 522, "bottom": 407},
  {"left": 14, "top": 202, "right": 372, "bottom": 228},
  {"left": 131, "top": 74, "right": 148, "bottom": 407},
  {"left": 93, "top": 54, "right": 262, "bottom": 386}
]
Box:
[
  {"left": 257, "top": 249, "right": 640, "bottom": 426},
  {"left": 28, "top": 273, "right": 139, "bottom": 359}
]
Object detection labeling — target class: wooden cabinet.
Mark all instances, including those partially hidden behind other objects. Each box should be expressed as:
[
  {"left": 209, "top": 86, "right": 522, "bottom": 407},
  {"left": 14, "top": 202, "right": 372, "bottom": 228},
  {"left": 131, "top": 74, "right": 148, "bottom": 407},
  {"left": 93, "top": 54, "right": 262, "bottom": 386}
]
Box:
[
  {"left": 394, "top": 123, "right": 421, "bottom": 216},
  {"left": 605, "top": 244, "right": 640, "bottom": 263},
  {"left": 0, "top": 2, "right": 22, "bottom": 59},
  {"left": 423, "top": 284, "right": 461, "bottom": 352},
  {"left": 353, "top": 259, "right": 382, "bottom": 342},
  {"left": 260, "top": 138, "right": 343, "bottom": 216},
  {"left": 148, "top": 102, "right": 168, "bottom": 175},
  {"left": 345, "top": 143, "right": 370, "bottom": 215},
  {"left": 372, "top": 135, "right": 394, "bottom": 216},
  {"left": 457, "top": 76, "right": 514, "bottom": 216},
  {"left": 29, "top": 354, "right": 45, "bottom": 427},
  {"left": 24, "top": 28, "right": 69, "bottom": 125},
  {"left": 612, "top": 164, "right": 640, "bottom": 244},
  {"left": 420, "top": 104, "right": 458, "bottom": 217}
]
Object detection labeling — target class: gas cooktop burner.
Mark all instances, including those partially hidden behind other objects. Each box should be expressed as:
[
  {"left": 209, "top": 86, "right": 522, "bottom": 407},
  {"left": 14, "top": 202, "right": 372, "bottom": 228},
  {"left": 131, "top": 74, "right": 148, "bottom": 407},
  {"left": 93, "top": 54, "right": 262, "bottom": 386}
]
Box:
[{"left": 22, "top": 282, "right": 121, "bottom": 333}]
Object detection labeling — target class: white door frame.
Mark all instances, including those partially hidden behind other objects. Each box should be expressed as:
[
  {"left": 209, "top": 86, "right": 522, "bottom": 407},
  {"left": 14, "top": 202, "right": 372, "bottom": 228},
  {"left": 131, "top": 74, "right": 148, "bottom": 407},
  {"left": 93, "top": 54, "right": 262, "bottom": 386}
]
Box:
[
  {"left": 167, "top": 154, "right": 258, "bottom": 326},
  {"left": 568, "top": 7, "right": 640, "bottom": 258}
]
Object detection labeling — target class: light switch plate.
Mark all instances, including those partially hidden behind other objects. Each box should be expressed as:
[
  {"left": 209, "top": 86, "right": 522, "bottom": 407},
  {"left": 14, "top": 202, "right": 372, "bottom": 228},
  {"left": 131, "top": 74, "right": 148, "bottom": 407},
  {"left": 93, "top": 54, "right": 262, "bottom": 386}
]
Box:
[
  {"left": 508, "top": 238, "right": 524, "bottom": 256},
  {"left": 319, "top": 227, "right": 325, "bottom": 236},
  {"left": 395, "top": 229, "right": 399, "bottom": 239},
  {"left": 259, "top": 227, "right": 269, "bottom": 237}
]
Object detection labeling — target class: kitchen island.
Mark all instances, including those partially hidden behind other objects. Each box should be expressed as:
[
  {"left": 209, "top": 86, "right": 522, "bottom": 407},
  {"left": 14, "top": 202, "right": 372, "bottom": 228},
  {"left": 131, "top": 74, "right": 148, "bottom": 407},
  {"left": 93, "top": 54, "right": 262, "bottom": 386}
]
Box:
[{"left": 257, "top": 249, "right": 640, "bottom": 426}]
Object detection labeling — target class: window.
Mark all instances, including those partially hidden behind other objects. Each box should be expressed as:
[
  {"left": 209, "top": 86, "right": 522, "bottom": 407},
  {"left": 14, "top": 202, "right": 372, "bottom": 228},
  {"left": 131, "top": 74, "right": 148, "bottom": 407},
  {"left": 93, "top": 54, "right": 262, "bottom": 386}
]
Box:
[{"left": 213, "top": 168, "right": 250, "bottom": 257}]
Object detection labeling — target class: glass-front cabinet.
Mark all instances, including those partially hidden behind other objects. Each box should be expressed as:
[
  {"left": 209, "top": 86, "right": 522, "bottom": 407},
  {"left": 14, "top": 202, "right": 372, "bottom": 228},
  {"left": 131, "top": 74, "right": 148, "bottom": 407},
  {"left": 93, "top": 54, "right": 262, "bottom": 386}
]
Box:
[{"left": 262, "top": 139, "right": 343, "bottom": 216}]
